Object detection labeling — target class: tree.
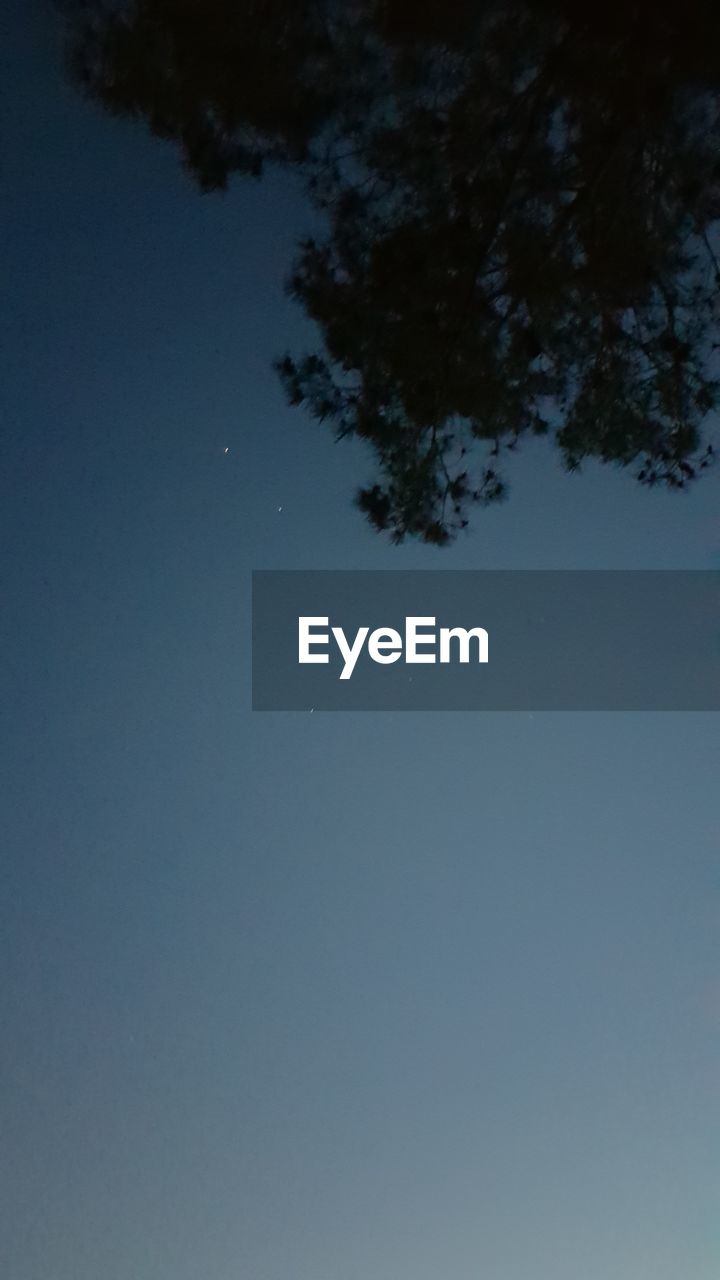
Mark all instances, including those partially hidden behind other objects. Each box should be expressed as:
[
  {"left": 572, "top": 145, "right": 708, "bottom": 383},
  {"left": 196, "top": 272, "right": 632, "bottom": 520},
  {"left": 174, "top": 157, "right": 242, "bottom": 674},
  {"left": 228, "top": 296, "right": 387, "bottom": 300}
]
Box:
[{"left": 63, "top": 0, "right": 718, "bottom": 543}]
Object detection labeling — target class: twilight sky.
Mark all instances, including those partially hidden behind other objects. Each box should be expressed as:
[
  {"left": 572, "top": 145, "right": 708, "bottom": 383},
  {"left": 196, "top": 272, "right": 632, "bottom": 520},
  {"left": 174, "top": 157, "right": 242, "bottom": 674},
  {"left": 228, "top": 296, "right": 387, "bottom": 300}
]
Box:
[{"left": 1, "top": 4, "right": 718, "bottom": 1279}]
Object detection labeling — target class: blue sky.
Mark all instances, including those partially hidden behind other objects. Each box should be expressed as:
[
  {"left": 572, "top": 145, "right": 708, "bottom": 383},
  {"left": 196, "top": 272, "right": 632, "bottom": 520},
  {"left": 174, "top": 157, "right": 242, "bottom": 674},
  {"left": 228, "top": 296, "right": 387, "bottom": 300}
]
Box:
[{"left": 1, "top": 4, "right": 718, "bottom": 1278}]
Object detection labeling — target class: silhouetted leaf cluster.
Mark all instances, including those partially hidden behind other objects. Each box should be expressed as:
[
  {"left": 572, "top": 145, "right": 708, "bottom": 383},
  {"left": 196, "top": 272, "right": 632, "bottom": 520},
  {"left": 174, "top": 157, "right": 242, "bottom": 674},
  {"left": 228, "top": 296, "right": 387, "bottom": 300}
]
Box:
[{"left": 63, "top": 0, "right": 719, "bottom": 541}]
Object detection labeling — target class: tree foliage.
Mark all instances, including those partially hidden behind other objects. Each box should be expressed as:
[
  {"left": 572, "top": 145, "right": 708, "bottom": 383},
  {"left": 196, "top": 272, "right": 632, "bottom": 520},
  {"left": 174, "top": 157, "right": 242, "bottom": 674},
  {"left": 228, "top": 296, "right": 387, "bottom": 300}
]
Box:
[{"left": 63, "top": 0, "right": 718, "bottom": 542}]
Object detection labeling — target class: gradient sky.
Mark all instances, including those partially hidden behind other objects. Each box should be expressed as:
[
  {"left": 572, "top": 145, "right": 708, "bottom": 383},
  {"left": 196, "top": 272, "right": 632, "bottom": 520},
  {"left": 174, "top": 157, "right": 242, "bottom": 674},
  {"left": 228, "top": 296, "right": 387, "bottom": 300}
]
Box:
[{"left": 1, "top": 4, "right": 718, "bottom": 1278}]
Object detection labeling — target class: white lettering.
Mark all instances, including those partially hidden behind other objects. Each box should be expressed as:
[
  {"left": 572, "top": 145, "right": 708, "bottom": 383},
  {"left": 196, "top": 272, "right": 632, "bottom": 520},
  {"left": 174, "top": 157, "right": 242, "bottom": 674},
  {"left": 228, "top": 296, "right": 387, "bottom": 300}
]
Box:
[
  {"left": 298, "top": 617, "right": 329, "bottom": 664},
  {"left": 297, "top": 615, "right": 489, "bottom": 678},
  {"left": 405, "top": 616, "right": 437, "bottom": 664},
  {"left": 332, "top": 626, "right": 370, "bottom": 680},
  {"left": 439, "top": 626, "right": 489, "bottom": 663},
  {"left": 368, "top": 628, "right": 403, "bottom": 664}
]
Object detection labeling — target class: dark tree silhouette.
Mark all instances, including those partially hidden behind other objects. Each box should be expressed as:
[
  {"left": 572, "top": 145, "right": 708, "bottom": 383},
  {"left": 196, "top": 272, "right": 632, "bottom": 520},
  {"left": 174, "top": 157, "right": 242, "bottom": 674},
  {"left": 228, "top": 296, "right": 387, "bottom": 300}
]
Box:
[{"left": 63, "top": 0, "right": 718, "bottom": 542}]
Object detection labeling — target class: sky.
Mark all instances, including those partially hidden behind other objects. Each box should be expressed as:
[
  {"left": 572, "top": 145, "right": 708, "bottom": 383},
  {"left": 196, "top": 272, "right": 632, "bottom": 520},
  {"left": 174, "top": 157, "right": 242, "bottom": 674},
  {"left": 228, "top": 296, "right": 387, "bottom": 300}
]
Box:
[{"left": 1, "top": 4, "right": 718, "bottom": 1279}]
